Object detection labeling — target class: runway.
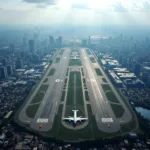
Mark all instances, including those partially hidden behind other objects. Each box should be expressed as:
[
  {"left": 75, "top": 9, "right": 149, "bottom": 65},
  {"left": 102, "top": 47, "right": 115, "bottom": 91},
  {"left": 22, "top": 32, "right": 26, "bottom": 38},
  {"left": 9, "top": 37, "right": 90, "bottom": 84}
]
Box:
[
  {"left": 18, "top": 48, "right": 70, "bottom": 131},
  {"left": 80, "top": 48, "right": 132, "bottom": 133}
]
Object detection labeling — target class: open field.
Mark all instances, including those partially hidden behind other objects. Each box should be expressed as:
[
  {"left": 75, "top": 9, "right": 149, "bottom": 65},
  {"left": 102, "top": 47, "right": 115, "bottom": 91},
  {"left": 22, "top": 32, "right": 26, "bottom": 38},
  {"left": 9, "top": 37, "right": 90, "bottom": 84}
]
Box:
[
  {"left": 30, "top": 84, "right": 49, "bottom": 104},
  {"left": 69, "top": 59, "right": 81, "bottom": 66},
  {"left": 26, "top": 103, "right": 41, "bottom": 118},
  {"left": 101, "top": 84, "right": 111, "bottom": 92},
  {"left": 60, "top": 91, "right": 66, "bottom": 101},
  {"left": 81, "top": 67, "right": 84, "bottom": 76},
  {"left": 48, "top": 68, "right": 56, "bottom": 76},
  {"left": 102, "top": 78, "right": 107, "bottom": 83},
  {"left": 95, "top": 68, "right": 103, "bottom": 76},
  {"left": 90, "top": 57, "right": 96, "bottom": 63},
  {"left": 59, "top": 49, "right": 64, "bottom": 55},
  {"left": 43, "top": 78, "right": 48, "bottom": 83},
  {"left": 110, "top": 103, "right": 124, "bottom": 118},
  {"left": 86, "top": 49, "right": 91, "bottom": 55},
  {"left": 43, "top": 104, "right": 121, "bottom": 141},
  {"left": 85, "top": 91, "right": 90, "bottom": 101},
  {"left": 66, "top": 71, "right": 84, "bottom": 105},
  {"left": 55, "top": 57, "right": 60, "bottom": 63},
  {"left": 66, "top": 68, "right": 69, "bottom": 76},
  {"left": 101, "top": 84, "right": 119, "bottom": 103}
]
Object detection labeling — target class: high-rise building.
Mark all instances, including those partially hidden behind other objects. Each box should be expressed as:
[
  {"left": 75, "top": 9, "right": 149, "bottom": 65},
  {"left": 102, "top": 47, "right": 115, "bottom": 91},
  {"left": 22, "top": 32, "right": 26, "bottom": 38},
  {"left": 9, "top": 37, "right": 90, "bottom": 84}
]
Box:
[
  {"left": 0, "top": 66, "right": 7, "bottom": 79},
  {"left": 82, "top": 40, "right": 87, "bottom": 47},
  {"left": 1, "top": 58, "right": 6, "bottom": 66},
  {"left": 16, "top": 58, "right": 24, "bottom": 69},
  {"left": 88, "top": 36, "right": 91, "bottom": 45},
  {"left": 57, "top": 36, "right": 62, "bottom": 47},
  {"left": 6, "top": 65, "right": 13, "bottom": 75},
  {"left": 49, "top": 36, "right": 54, "bottom": 45},
  {"left": 29, "top": 40, "right": 35, "bottom": 52},
  {"left": 9, "top": 44, "right": 14, "bottom": 52}
]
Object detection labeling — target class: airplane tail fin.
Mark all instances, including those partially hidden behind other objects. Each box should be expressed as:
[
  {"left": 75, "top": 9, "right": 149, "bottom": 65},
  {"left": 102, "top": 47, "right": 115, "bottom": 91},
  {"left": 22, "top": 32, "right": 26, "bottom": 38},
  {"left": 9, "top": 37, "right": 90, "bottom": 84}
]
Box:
[{"left": 72, "top": 110, "right": 78, "bottom": 112}]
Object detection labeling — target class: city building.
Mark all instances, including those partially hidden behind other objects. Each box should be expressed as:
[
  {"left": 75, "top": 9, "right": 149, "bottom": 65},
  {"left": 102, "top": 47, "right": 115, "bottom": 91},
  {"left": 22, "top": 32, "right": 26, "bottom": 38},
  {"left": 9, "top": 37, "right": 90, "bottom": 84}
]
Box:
[
  {"left": 49, "top": 36, "right": 55, "bottom": 45},
  {"left": 123, "top": 79, "right": 144, "bottom": 88},
  {"left": 29, "top": 40, "right": 35, "bottom": 52},
  {"left": 9, "top": 44, "right": 14, "bottom": 52},
  {"left": 82, "top": 39, "right": 87, "bottom": 47},
  {"left": 113, "top": 68, "right": 129, "bottom": 73},
  {"left": 117, "top": 73, "right": 137, "bottom": 79},
  {"left": 57, "top": 36, "right": 62, "bottom": 47},
  {"left": 15, "top": 58, "right": 24, "bottom": 69},
  {"left": 108, "top": 70, "right": 122, "bottom": 87},
  {"left": 0, "top": 66, "right": 8, "bottom": 79},
  {"left": 6, "top": 65, "right": 13, "bottom": 75}
]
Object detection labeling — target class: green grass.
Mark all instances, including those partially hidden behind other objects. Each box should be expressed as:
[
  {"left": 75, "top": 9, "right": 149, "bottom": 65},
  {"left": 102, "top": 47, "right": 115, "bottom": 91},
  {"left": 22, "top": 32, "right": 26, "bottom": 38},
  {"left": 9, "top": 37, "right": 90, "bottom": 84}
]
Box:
[
  {"left": 101, "top": 84, "right": 111, "bottom": 92},
  {"left": 26, "top": 103, "right": 40, "bottom": 118},
  {"left": 106, "top": 91, "right": 119, "bottom": 103},
  {"left": 65, "top": 105, "right": 85, "bottom": 117},
  {"left": 81, "top": 67, "right": 84, "bottom": 76},
  {"left": 86, "top": 49, "right": 91, "bottom": 55},
  {"left": 95, "top": 68, "right": 103, "bottom": 76},
  {"left": 66, "top": 71, "right": 84, "bottom": 105},
  {"left": 65, "top": 78, "right": 67, "bottom": 84},
  {"left": 121, "top": 119, "right": 136, "bottom": 133},
  {"left": 61, "top": 91, "right": 66, "bottom": 101},
  {"left": 55, "top": 57, "right": 60, "bottom": 63},
  {"left": 83, "top": 78, "right": 86, "bottom": 84},
  {"left": 110, "top": 103, "right": 124, "bottom": 118},
  {"left": 44, "top": 104, "right": 121, "bottom": 140},
  {"left": 69, "top": 59, "right": 81, "bottom": 66},
  {"left": 31, "top": 92, "right": 44, "bottom": 104},
  {"left": 90, "top": 57, "right": 96, "bottom": 63},
  {"left": 102, "top": 78, "right": 107, "bottom": 83},
  {"left": 39, "top": 84, "right": 49, "bottom": 92},
  {"left": 31, "top": 84, "right": 49, "bottom": 104},
  {"left": 48, "top": 68, "right": 55, "bottom": 76},
  {"left": 66, "top": 68, "right": 69, "bottom": 76},
  {"left": 101, "top": 84, "right": 119, "bottom": 103},
  {"left": 43, "top": 78, "right": 48, "bottom": 83},
  {"left": 85, "top": 91, "right": 90, "bottom": 101},
  {"left": 59, "top": 49, "right": 64, "bottom": 55}
]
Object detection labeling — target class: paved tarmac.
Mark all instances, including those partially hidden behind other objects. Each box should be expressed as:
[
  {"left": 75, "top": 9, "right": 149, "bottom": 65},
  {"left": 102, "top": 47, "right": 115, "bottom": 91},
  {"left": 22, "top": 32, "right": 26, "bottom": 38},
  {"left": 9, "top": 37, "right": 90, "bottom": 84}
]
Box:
[
  {"left": 18, "top": 48, "right": 70, "bottom": 131},
  {"left": 80, "top": 48, "right": 132, "bottom": 133}
]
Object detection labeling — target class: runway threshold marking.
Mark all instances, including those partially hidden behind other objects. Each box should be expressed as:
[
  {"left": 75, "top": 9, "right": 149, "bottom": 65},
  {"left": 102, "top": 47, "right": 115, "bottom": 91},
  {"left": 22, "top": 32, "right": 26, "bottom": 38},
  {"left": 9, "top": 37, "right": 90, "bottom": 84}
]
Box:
[
  {"left": 101, "top": 118, "right": 113, "bottom": 123},
  {"left": 37, "top": 118, "right": 48, "bottom": 123}
]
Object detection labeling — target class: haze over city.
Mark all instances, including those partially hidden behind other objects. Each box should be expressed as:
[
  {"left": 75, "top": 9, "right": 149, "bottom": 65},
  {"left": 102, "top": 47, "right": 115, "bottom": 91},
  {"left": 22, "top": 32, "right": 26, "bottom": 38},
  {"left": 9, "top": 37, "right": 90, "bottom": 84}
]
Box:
[{"left": 1, "top": 0, "right": 150, "bottom": 150}]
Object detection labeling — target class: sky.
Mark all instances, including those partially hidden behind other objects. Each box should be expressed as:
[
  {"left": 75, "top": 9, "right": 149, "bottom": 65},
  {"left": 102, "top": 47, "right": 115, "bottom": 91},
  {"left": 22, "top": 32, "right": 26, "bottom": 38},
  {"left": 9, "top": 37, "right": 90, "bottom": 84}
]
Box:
[{"left": 0, "top": 0, "right": 150, "bottom": 26}]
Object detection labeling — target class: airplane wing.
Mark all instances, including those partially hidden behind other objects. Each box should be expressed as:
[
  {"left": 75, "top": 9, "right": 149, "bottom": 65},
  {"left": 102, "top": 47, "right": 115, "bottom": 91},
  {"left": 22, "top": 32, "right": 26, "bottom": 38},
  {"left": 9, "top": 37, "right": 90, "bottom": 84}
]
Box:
[
  {"left": 63, "top": 117, "right": 74, "bottom": 121},
  {"left": 76, "top": 117, "right": 88, "bottom": 121}
]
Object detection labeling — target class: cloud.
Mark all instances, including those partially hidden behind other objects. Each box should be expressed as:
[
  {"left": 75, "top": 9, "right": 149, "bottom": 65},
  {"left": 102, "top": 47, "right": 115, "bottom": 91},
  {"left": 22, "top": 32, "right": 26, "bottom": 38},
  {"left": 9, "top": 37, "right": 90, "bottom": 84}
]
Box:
[
  {"left": 113, "top": 2, "right": 128, "bottom": 12},
  {"left": 36, "top": 4, "right": 47, "bottom": 8},
  {"left": 23, "top": 0, "right": 56, "bottom": 5},
  {"left": 24, "top": 0, "right": 48, "bottom": 3},
  {"left": 71, "top": 2, "right": 89, "bottom": 9},
  {"left": 142, "top": 1, "right": 150, "bottom": 11}
]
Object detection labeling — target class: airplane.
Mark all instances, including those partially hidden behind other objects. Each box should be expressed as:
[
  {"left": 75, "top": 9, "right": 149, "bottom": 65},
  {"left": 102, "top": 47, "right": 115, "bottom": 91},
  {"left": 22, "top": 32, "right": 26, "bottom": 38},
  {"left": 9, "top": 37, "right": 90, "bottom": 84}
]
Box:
[
  {"left": 72, "top": 56, "right": 78, "bottom": 59},
  {"left": 63, "top": 110, "right": 88, "bottom": 126}
]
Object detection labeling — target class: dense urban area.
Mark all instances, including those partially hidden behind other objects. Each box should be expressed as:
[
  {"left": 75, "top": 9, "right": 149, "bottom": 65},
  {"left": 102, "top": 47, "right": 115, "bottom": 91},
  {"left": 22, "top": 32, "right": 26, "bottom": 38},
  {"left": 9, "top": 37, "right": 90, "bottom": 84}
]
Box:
[{"left": 0, "top": 29, "right": 150, "bottom": 149}]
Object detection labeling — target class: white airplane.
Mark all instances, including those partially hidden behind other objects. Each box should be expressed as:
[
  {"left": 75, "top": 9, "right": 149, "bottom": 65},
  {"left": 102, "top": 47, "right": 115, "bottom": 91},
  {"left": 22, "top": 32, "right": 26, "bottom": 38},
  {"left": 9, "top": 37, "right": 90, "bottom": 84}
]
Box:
[
  {"left": 63, "top": 110, "right": 88, "bottom": 125},
  {"left": 72, "top": 56, "right": 78, "bottom": 59}
]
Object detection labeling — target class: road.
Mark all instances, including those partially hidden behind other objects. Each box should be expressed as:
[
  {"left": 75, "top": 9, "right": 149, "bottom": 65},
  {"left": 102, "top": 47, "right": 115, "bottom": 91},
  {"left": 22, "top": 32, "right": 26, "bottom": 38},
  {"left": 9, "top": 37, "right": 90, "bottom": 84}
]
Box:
[
  {"left": 18, "top": 48, "right": 70, "bottom": 131},
  {"left": 80, "top": 48, "right": 132, "bottom": 133}
]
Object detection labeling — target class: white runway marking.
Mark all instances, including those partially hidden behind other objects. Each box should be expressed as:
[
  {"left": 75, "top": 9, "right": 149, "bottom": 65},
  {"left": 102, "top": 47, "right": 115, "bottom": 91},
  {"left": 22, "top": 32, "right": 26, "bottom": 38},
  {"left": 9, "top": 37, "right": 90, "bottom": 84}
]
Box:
[
  {"left": 37, "top": 118, "right": 48, "bottom": 123},
  {"left": 55, "top": 79, "right": 63, "bottom": 82},
  {"left": 101, "top": 118, "right": 113, "bottom": 123}
]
